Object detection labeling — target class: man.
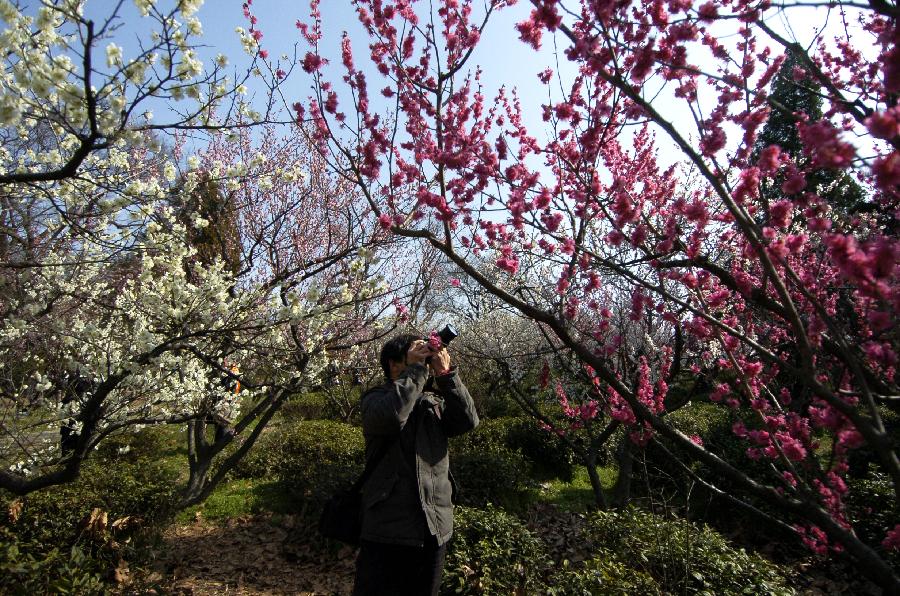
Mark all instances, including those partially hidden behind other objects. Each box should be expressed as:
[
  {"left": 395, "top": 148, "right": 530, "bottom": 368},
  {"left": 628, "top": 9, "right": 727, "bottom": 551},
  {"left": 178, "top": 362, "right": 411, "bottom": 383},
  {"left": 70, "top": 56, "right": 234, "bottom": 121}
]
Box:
[{"left": 353, "top": 333, "right": 479, "bottom": 596}]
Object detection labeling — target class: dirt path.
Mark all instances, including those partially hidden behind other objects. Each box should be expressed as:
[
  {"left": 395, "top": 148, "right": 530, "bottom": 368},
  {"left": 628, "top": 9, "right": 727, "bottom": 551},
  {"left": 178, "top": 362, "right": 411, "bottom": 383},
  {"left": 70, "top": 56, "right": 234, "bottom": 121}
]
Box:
[{"left": 153, "top": 514, "right": 356, "bottom": 595}]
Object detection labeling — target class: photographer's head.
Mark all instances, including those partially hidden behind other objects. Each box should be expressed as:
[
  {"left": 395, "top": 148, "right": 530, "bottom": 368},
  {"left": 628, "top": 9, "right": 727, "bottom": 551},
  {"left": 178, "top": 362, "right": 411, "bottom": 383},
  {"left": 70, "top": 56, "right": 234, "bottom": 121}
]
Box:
[{"left": 379, "top": 333, "right": 419, "bottom": 381}]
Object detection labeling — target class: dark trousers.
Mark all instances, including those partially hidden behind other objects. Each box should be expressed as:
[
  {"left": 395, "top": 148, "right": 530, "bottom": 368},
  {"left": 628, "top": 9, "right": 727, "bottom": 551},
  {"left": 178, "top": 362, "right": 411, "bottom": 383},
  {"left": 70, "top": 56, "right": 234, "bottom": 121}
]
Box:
[{"left": 352, "top": 534, "right": 447, "bottom": 596}]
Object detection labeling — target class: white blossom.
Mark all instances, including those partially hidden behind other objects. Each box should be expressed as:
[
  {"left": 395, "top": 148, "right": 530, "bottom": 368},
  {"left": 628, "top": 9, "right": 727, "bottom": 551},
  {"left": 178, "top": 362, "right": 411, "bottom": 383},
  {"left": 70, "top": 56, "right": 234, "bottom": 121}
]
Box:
[{"left": 106, "top": 43, "right": 123, "bottom": 67}]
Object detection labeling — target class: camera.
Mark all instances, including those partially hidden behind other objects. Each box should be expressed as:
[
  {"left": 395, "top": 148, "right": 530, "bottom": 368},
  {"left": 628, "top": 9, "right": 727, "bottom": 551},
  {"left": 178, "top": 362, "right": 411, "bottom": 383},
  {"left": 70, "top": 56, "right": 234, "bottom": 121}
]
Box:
[{"left": 427, "top": 324, "right": 459, "bottom": 347}]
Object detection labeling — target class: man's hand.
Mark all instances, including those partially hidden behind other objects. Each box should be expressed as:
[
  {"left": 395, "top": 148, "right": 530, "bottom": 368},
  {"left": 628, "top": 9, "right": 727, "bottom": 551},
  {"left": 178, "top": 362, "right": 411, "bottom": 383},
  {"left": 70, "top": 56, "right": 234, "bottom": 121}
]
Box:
[
  {"left": 429, "top": 347, "right": 451, "bottom": 376},
  {"left": 406, "top": 340, "right": 432, "bottom": 366}
]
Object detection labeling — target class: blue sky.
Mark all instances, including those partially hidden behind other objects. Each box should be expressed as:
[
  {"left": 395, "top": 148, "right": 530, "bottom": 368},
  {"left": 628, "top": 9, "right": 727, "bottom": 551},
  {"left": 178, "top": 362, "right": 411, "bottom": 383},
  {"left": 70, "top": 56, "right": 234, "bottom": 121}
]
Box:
[
  {"left": 45, "top": 1, "right": 863, "bottom": 172},
  {"left": 194, "top": 1, "right": 554, "bottom": 128}
]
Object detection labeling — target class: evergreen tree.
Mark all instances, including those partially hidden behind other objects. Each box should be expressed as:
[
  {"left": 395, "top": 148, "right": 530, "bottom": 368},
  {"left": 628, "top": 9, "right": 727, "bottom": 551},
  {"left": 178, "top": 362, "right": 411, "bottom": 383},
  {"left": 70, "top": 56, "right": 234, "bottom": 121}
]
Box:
[
  {"left": 174, "top": 172, "right": 242, "bottom": 277},
  {"left": 755, "top": 51, "right": 866, "bottom": 222}
]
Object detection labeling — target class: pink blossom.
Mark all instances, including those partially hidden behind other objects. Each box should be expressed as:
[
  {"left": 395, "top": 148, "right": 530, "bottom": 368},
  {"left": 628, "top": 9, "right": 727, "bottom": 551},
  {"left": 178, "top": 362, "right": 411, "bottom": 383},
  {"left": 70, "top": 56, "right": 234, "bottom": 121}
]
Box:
[
  {"left": 697, "top": 2, "right": 718, "bottom": 22},
  {"left": 496, "top": 256, "right": 519, "bottom": 274},
  {"left": 865, "top": 108, "right": 900, "bottom": 139},
  {"left": 301, "top": 52, "right": 324, "bottom": 73},
  {"left": 515, "top": 15, "right": 543, "bottom": 49},
  {"left": 768, "top": 200, "right": 793, "bottom": 228},
  {"left": 872, "top": 152, "right": 900, "bottom": 189},
  {"left": 798, "top": 120, "right": 856, "bottom": 169},
  {"left": 775, "top": 432, "right": 807, "bottom": 461},
  {"left": 700, "top": 125, "right": 726, "bottom": 156},
  {"left": 781, "top": 168, "right": 807, "bottom": 195},
  {"left": 748, "top": 429, "right": 770, "bottom": 445},
  {"left": 757, "top": 145, "right": 782, "bottom": 174},
  {"left": 797, "top": 525, "right": 830, "bottom": 555},
  {"left": 882, "top": 525, "right": 900, "bottom": 551},
  {"left": 428, "top": 331, "right": 443, "bottom": 351}
]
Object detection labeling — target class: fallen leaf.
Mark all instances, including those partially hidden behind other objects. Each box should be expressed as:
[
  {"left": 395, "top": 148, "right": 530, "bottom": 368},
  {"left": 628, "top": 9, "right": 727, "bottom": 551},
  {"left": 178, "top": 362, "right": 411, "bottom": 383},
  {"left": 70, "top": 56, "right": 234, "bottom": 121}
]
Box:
[
  {"left": 80, "top": 507, "right": 108, "bottom": 538},
  {"left": 7, "top": 499, "right": 22, "bottom": 523},
  {"left": 114, "top": 558, "right": 131, "bottom": 584}
]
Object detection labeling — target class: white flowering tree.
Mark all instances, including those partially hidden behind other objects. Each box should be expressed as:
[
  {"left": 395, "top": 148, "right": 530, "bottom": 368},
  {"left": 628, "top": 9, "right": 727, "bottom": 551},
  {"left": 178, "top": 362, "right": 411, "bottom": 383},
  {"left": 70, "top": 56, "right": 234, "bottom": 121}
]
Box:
[{"left": 0, "top": 0, "right": 397, "bottom": 505}]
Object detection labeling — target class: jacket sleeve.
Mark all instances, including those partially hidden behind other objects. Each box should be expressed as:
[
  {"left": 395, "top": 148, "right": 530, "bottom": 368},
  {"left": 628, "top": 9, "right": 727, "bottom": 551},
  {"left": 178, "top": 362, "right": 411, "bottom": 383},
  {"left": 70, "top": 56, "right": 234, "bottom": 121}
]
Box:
[
  {"left": 435, "top": 369, "right": 479, "bottom": 437},
  {"left": 361, "top": 364, "right": 429, "bottom": 436}
]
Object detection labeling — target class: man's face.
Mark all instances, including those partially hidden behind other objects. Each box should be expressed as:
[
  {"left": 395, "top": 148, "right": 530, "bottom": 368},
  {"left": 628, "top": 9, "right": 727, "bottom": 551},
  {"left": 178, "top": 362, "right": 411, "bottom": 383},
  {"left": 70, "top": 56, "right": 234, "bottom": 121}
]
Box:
[
  {"left": 388, "top": 357, "right": 406, "bottom": 381},
  {"left": 388, "top": 340, "right": 428, "bottom": 380}
]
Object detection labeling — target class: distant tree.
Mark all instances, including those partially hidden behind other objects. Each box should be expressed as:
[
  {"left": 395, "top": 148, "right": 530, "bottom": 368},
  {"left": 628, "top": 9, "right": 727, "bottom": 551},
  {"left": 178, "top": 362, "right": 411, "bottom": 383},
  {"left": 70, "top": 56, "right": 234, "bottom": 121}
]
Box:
[
  {"left": 754, "top": 50, "right": 866, "bottom": 223},
  {"left": 174, "top": 172, "right": 242, "bottom": 278}
]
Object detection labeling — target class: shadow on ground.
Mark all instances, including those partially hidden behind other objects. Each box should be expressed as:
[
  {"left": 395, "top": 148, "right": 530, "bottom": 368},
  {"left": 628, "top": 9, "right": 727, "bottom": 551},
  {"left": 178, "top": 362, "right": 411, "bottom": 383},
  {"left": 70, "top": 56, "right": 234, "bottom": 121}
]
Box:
[{"left": 155, "top": 513, "right": 356, "bottom": 595}]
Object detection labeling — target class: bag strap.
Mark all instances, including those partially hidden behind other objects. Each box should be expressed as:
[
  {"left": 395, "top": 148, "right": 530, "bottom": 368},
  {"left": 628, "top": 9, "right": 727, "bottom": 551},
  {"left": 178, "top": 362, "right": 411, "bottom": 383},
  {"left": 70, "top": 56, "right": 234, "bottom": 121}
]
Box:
[{"left": 349, "top": 433, "right": 398, "bottom": 493}]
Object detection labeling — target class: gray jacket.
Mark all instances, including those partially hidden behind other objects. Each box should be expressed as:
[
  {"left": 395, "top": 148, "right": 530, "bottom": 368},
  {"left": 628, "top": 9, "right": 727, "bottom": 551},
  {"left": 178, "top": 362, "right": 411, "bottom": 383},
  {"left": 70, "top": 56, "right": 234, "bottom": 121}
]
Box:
[{"left": 359, "top": 363, "right": 479, "bottom": 547}]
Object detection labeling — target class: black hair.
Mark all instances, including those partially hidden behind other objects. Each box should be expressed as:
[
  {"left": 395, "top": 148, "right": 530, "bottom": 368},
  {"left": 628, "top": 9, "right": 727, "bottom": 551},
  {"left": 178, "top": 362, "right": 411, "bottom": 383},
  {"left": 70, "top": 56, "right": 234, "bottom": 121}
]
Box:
[{"left": 379, "top": 333, "right": 420, "bottom": 381}]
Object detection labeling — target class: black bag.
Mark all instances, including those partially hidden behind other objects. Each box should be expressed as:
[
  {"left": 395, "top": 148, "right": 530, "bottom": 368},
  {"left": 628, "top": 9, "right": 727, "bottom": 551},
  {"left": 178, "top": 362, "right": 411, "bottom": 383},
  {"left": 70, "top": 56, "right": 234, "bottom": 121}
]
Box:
[
  {"left": 318, "top": 438, "right": 395, "bottom": 545},
  {"left": 318, "top": 488, "right": 364, "bottom": 545}
]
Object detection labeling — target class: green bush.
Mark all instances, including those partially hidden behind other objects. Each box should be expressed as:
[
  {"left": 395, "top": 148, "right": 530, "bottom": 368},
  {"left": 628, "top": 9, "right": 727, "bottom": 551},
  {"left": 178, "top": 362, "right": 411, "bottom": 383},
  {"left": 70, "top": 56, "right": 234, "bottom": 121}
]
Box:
[
  {"left": 846, "top": 467, "right": 900, "bottom": 568},
  {"left": 0, "top": 451, "right": 179, "bottom": 593},
  {"left": 279, "top": 392, "right": 330, "bottom": 421},
  {"left": 452, "top": 416, "right": 574, "bottom": 481},
  {"left": 451, "top": 416, "right": 515, "bottom": 454},
  {"left": 0, "top": 528, "right": 106, "bottom": 596},
  {"left": 93, "top": 425, "right": 183, "bottom": 463},
  {"left": 273, "top": 419, "right": 365, "bottom": 504},
  {"left": 229, "top": 427, "right": 286, "bottom": 480},
  {"left": 5, "top": 457, "right": 178, "bottom": 548},
  {"left": 506, "top": 418, "right": 575, "bottom": 481},
  {"left": 451, "top": 449, "right": 533, "bottom": 510},
  {"left": 443, "top": 505, "right": 549, "bottom": 595},
  {"left": 546, "top": 556, "right": 661, "bottom": 595},
  {"left": 583, "top": 507, "right": 794, "bottom": 595}
]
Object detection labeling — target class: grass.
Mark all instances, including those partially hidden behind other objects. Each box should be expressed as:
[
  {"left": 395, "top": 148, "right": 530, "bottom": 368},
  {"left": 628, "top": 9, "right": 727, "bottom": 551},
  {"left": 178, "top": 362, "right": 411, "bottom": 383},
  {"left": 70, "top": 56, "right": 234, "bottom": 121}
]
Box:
[
  {"left": 176, "top": 477, "right": 295, "bottom": 523},
  {"left": 537, "top": 465, "right": 617, "bottom": 511}
]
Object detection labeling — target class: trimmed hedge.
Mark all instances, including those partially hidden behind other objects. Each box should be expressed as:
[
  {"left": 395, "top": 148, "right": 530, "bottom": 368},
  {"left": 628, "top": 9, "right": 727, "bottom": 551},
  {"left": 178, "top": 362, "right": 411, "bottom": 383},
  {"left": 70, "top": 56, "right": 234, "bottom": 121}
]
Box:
[
  {"left": 451, "top": 449, "right": 534, "bottom": 510},
  {"left": 272, "top": 420, "right": 365, "bottom": 503},
  {"left": 506, "top": 418, "right": 575, "bottom": 480},
  {"left": 451, "top": 416, "right": 574, "bottom": 481},
  {"left": 279, "top": 392, "right": 331, "bottom": 421}
]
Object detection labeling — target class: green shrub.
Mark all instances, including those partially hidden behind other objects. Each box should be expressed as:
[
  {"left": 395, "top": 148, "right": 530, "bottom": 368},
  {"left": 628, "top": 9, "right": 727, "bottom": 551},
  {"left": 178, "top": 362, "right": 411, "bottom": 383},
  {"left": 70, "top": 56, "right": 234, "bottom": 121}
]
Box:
[
  {"left": 546, "top": 556, "right": 661, "bottom": 595},
  {"left": 0, "top": 452, "right": 179, "bottom": 593},
  {"left": 846, "top": 467, "right": 900, "bottom": 568},
  {"left": 0, "top": 528, "right": 106, "bottom": 596},
  {"left": 451, "top": 416, "right": 515, "bottom": 454},
  {"left": 94, "top": 424, "right": 183, "bottom": 463},
  {"left": 229, "top": 426, "right": 286, "bottom": 480},
  {"left": 279, "top": 392, "right": 330, "bottom": 421},
  {"left": 452, "top": 416, "right": 574, "bottom": 481},
  {"left": 506, "top": 418, "right": 575, "bottom": 481},
  {"left": 5, "top": 457, "right": 178, "bottom": 549},
  {"left": 667, "top": 401, "right": 732, "bottom": 439},
  {"left": 443, "top": 505, "right": 549, "bottom": 595},
  {"left": 451, "top": 449, "right": 533, "bottom": 510},
  {"left": 583, "top": 507, "right": 794, "bottom": 595},
  {"left": 274, "top": 419, "right": 365, "bottom": 504}
]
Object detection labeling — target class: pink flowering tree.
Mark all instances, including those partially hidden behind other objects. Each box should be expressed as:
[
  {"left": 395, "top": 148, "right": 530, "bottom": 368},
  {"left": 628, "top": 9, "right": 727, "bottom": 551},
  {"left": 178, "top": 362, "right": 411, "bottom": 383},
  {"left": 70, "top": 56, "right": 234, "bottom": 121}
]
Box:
[{"left": 286, "top": 0, "right": 900, "bottom": 588}]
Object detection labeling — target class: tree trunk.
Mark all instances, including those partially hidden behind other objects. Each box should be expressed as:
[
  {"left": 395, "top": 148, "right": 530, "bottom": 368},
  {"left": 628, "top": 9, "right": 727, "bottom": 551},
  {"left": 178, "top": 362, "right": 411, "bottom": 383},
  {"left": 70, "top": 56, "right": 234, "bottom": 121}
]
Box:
[
  {"left": 612, "top": 436, "right": 634, "bottom": 507},
  {"left": 584, "top": 454, "right": 608, "bottom": 510}
]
